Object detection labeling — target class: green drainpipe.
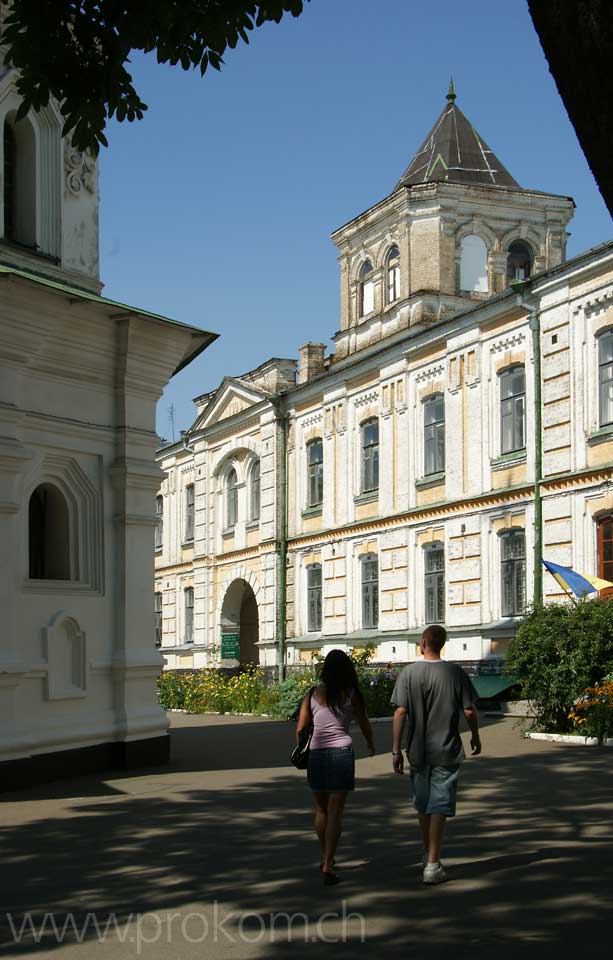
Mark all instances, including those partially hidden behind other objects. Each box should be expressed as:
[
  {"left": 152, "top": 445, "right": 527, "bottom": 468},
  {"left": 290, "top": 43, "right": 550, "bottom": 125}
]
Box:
[
  {"left": 271, "top": 395, "right": 288, "bottom": 681},
  {"left": 528, "top": 295, "right": 543, "bottom": 606},
  {"left": 513, "top": 279, "right": 542, "bottom": 606}
]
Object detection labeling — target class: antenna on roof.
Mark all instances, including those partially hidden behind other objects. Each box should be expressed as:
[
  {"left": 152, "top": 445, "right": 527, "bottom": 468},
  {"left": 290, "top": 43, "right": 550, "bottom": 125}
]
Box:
[
  {"left": 168, "top": 403, "right": 176, "bottom": 443},
  {"left": 447, "top": 76, "right": 456, "bottom": 103}
]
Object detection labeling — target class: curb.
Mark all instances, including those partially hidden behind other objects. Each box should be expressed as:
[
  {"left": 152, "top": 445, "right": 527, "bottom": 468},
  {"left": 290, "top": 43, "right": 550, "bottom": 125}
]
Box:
[{"left": 526, "top": 732, "right": 613, "bottom": 747}]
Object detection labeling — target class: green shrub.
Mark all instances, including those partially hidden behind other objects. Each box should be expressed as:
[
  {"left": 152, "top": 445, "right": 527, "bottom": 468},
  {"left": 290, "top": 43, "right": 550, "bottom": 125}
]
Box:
[{"left": 506, "top": 599, "right": 613, "bottom": 732}]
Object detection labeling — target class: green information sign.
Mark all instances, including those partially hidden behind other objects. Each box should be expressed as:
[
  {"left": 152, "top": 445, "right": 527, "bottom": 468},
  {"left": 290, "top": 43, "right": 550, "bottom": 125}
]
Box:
[{"left": 221, "top": 633, "right": 240, "bottom": 659}]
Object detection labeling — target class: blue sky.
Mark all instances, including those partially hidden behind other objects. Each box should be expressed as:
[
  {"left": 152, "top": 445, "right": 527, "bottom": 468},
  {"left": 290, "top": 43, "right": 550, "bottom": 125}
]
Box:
[{"left": 99, "top": 0, "right": 611, "bottom": 439}]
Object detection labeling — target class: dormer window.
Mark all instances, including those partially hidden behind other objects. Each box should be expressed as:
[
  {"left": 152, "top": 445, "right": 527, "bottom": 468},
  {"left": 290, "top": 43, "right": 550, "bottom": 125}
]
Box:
[
  {"left": 507, "top": 241, "right": 532, "bottom": 283},
  {"left": 359, "top": 260, "right": 375, "bottom": 317},
  {"left": 386, "top": 245, "right": 400, "bottom": 303}
]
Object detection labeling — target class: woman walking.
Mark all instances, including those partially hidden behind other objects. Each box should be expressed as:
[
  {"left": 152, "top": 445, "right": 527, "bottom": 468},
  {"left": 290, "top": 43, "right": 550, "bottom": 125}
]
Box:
[{"left": 295, "top": 649, "right": 375, "bottom": 885}]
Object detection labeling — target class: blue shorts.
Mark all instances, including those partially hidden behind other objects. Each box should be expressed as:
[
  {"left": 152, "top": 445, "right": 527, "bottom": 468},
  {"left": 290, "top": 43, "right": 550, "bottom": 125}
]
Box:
[
  {"left": 410, "top": 764, "right": 460, "bottom": 816},
  {"left": 308, "top": 747, "right": 355, "bottom": 793}
]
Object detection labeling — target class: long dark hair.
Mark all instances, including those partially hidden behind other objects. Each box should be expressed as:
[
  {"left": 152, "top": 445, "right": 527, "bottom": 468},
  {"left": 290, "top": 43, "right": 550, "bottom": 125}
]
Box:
[{"left": 319, "top": 649, "right": 365, "bottom": 717}]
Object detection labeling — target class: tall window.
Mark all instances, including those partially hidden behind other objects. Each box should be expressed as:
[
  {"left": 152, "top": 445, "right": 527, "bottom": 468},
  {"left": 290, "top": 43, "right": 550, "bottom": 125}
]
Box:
[
  {"left": 250, "top": 460, "right": 261, "bottom": 522},
  {"left": 184, "top": 484, "right": 195, "bottom": 542},
  {"left": 307, "top": 439, "right": 323, "bottom": 507},
  {"left": 29, "top": 483, "right": 71, "bottom": 580},
  {"left": 3, "top": 115, "right": 36, "bottom": 247},
  {"left": 359, "top": 259, "right": 375, "bottom": 317},
  {"left": 154, "top": 592, "right": 163, "bottom": 647},
  {"left": 226, "top": 468, "right": 238, "bottom": 528},
  {"left": 500, "top": 366, "right": 526, "bottom": 454},
  {"left": 501, "top": 531, "right": 526, "bottom": 616},
  {"left": 307, "top": 564, "right": 322, "bottom": 632},
  {"left": 425, "top": 546, "right": 445, "bottom": 623},
  {"left": 184, "top": 587, "right": 194, "bottom": 644},
  {"left": 507, "top": 240, "right": 532, "bottom": 283},
  {"left": 424, "top": 395, "right": 445, "bottom": 476},
  {"left": 598, "top": 330, "right": 613, "bottom": 428},
  {"left": 386, "top": 245, "right": 400, "bottom": 303},
  {"left": 4, "top": 122, "right": 15, "bottom": 240},
  {"left": 597, "top": 516, "right": 613, "bottom": 598},
  {"left": 460, "top": 235, "right": 488, "bottom": 293},
  {"left": 361, "top": 419, "right": 379, "bottom": 494},
  {"left": 362, "top": 555, "right": 379, "bottom": 629},
  {"left": 155, "top": 495, "right": 163, "bottom": 550}
]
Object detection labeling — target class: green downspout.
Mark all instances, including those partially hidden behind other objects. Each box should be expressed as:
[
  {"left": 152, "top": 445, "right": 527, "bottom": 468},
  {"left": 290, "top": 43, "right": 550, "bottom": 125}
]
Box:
[
  {"left": 531, "top": 300, "right": 543, "bottom": 606},
  {"left": 271, "top": 395, "right": 288, "bottom": 681},
  {"left": 513, "top": 280, "right": 542, "bottom": 605}
]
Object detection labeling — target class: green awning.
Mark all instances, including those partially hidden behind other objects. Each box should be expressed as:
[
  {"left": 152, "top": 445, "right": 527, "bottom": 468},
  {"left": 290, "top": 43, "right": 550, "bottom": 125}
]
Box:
[{"left": 473, "top": 675, "right": 519, "bottom": 698}]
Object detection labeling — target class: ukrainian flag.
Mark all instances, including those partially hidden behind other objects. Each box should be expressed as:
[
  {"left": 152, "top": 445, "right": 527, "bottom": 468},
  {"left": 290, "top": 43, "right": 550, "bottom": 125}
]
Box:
[{"left": 542, "top": 559, "right": 613, "bottom": 597}]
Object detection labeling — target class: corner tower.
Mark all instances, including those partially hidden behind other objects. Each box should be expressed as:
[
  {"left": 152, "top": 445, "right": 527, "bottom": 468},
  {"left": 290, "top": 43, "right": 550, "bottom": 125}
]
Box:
[{"left": 331, "top": 82, "right": 574, "bottom": 360}]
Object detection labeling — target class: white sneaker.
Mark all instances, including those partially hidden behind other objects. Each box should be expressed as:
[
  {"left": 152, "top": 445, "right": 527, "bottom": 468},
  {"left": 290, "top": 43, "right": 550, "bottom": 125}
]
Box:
[{"left": 423, "top": 861, "right": 447, "bottom": 885}]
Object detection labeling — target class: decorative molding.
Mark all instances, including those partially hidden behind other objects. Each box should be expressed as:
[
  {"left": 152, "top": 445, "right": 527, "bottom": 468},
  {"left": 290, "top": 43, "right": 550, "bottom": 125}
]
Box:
[
  {"left": 353, "top": 389, "right": 379, "bottom": 408},
  {"left": 415, "top": 363, "right": 445, "bottom": 385},
  {"left": 64, "top": 144, "right": 96, "bottom": 196},
  {"left": 489, "top": 332, "right": 526, "bottom": 354}
]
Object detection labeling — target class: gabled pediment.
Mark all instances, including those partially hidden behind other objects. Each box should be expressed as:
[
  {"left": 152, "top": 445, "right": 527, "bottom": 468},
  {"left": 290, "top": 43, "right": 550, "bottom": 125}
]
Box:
[{"left": 190, "top": 377, "right": 268, "bottom": 432}]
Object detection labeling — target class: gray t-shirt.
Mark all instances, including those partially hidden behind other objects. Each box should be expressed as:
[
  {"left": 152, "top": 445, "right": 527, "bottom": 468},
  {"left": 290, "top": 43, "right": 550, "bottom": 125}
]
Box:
[{"left": 391, "top": 661, "right": 477, "bottom": 769}]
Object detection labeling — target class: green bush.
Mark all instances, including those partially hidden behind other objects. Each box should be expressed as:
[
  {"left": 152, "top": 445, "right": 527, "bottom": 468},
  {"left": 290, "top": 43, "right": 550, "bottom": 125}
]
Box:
[
  {"left": 157, "top": 644, "right": 400, "bottom": 720},
  {"left": 506, "top": 599, "right": 613, "bottom": 732}
]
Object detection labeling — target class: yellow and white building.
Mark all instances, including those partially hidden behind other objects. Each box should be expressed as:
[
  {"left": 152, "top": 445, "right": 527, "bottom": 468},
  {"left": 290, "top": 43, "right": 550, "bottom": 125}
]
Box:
[{"left": 155, "top": 88, "right": 613, "bottom": 671}]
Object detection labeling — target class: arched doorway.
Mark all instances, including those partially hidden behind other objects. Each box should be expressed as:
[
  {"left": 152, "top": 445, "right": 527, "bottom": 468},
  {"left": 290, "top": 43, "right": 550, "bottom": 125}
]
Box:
[{"left": 220, "top": 578, "right": 259, "bottom": 665}]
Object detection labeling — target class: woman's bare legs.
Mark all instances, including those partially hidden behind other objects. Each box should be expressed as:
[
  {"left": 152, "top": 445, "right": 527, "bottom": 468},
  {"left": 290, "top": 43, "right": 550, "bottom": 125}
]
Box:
[
  {"left": 313, "top": 792, "right": 329, "bottom": 860},
  {"left": 323, "top": 791, "right": 347, "bottom": 874}
]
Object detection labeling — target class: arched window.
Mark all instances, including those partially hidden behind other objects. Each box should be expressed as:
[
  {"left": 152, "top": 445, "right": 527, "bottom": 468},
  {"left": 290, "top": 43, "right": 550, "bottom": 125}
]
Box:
[
  {"left": 307, "top": 564, "right": 322, "bottom": 632},
  {"left": 250, "top": 460, "right": 261, "bottom": 522},
  {"left": 507, "top": 240, "right": 532, "bottom": 283},
  {"left": 154, "top": 592, "right": 163, "bottom": 647},
  {"left": 184, "top": 587, "right": 194, "bottom": 644},
  {"left": 460, "top": 235, "right": 488, "bottom": 293},
  {"left": 597, "top": 516, "right": 613, "bottom": 598},
  {"left": 500, "top": 530, "right": 526, "bottom": 616},
  {"left": 386, "top": 245, "right": 400, "bottom": 304},
  {"left": 359, "top": 259, "right": 375, "bottom": 317},
  {"left": 361, "top": 419, "right": 379, "bottom": 493},
  {"left": 28, "top": 483, "right": 71, "bottom": 580},
  {"left": 423, "top": 394, "right": 445, "bottom": 476},
  {"left": 306, "top": 439, "right": 323, "bottom": 508},
  {"left": 361, "top": 555, "right": 379, "bottom": 629},
  {"left": 226, "top": 468, "right": 239, "bottom": 529},
  {"left": 500, "top": 366, "right": 526, "bottom": 454},
  {"left": 3, "top": 114, "right": 36, "bottom": 247},
  {"left": 598, "top": 330, "right": 613, "bottom": 428},
  {"left": 424, "top": 543, "right": 445, "bottom": 624},
  {"left": 184, "top": 484, "right": 194, "bottom": 542},
  {"left": 155, "top": 495, "right": 163, "bottom": 550}
]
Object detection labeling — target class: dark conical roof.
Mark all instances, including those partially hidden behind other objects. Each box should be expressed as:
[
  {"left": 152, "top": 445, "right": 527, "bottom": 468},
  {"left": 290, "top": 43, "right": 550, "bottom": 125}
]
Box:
[{"left": 396, "top": 85, "right": 520, "bottom": 190}]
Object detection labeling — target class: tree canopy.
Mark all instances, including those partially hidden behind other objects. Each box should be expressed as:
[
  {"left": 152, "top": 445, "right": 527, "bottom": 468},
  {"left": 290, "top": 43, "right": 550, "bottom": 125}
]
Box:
[{"left": 0, "top": 1, "right": 309, "bottom": 153}]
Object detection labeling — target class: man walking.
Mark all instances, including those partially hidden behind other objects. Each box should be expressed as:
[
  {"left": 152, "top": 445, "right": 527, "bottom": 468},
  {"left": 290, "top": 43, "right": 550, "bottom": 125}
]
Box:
[{"left": 391, "top": 624, "right": 481, "bottom": 884}]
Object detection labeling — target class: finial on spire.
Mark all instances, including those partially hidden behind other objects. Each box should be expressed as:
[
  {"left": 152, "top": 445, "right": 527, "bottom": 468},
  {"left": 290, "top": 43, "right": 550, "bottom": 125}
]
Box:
[{"left": 447, "top": 77, "right": 456, "bottom": 103}]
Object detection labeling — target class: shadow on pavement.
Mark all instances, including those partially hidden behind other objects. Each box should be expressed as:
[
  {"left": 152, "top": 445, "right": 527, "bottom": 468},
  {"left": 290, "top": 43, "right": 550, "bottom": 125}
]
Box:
[{"left": 0, "top": 717, "right": 611, "bottom": 957}]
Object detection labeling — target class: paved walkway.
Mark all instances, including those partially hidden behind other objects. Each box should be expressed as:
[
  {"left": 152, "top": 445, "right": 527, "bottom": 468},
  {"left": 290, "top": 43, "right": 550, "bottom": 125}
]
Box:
[{"left": 1, "top": 713, "right": 611, "bottom": 958}]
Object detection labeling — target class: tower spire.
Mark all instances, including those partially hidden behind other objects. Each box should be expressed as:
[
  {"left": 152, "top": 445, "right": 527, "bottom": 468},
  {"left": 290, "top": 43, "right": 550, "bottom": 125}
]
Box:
[{"left": 447, "top": 77, "right": 456, "bottom": 103}]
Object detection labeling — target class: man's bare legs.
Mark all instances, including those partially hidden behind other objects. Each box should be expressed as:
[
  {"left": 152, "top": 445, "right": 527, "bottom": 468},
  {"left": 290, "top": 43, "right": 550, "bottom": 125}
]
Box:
[{"left": 418, "top": 813, "right": 447, "bottom": 863}]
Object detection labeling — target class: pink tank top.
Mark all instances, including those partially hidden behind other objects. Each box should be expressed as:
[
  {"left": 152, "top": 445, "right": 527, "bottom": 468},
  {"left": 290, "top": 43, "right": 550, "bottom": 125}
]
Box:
[{"left": 309, "top": 687, "right": 353, "bottom": 750}]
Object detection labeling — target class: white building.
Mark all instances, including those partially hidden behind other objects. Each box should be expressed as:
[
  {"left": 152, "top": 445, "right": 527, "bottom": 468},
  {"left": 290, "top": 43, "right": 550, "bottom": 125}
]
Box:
[
  {"left": 155, "top": 87, "right": 613, "bottom": 676},
  {"left": 0, "top": 69, "right": 216, "bottom": 787}
]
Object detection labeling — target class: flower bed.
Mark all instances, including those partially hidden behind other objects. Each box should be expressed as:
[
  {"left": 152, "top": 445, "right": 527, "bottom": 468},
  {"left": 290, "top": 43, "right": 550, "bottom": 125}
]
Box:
[{"left": 157, "top": 646, "right": 398, "bottom": 721}]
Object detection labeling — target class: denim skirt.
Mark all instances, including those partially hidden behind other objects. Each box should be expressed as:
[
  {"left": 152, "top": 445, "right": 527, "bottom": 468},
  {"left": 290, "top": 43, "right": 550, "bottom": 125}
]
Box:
[{"left": 307, "top": 747, "right": 355, "bottom": 792}]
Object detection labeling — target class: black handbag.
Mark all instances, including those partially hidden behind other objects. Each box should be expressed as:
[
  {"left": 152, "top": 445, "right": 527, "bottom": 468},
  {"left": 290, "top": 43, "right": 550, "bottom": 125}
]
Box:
[{"left": 291, "top": 687, "right": 314, "bottom": 769}]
